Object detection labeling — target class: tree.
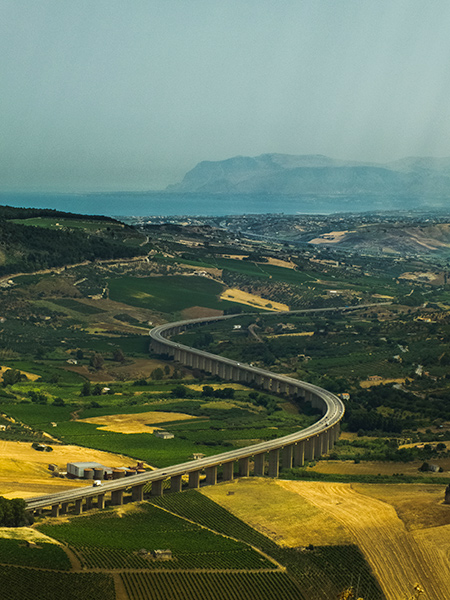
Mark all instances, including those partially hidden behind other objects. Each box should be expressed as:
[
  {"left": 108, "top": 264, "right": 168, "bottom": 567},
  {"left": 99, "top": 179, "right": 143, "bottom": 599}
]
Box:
[
  {"left": 80, "top": 381, "right": 91, "bottom": 396},
  {"left": 171, "top": 384, "right": 188, "bottom": 398},
  {"left": 113, "top": 348, "right": 125, "bottom": 363},
  {"left": 150, "top": 368, "right": 164, "bottom": 380},
  {"left": 2, "top": 369, "right": 22, "bottom": 387},
  {"left": 0, "top": 497, "right": 33, "bottom": 527},
  {"left": 89, "top": 353, "right": 104, "bottom": 370}
]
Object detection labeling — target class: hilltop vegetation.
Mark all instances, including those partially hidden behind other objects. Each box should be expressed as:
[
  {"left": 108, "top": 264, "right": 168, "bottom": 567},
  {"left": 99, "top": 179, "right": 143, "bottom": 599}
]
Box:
[{"left": 0, "top": 206, "right": 149, "bottom": 276}]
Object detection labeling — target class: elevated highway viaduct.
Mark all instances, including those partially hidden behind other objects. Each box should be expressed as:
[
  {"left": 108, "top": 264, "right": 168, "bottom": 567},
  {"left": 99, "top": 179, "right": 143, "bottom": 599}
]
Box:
[{"left": 25, "top": 307, "right": 363, "bottom": 517}]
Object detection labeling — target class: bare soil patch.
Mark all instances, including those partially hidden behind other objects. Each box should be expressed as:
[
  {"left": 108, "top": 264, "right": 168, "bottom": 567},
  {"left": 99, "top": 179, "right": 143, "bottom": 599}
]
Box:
[
  {"left": 220, "top": 288, "right": 289, "bottom": 311},
  {"left": 0, "top": 440, "right": 141, "bottom": 499},
  {"left": 278, "top": 480, "right": 450, "bottom": 600},
  {"left": 309, "top": 230, "right": 351, "bottom": 244},
  {"left": 202, "top": 478, "right": 350, "bottom": 547},
  {"left": 79, "top": 410, "right": 197, "bottom": 434},
  {"left": 265, "top": 258, "right": 296, "bottom": 269},
  {"left": 360, "top": 377, "right": 407, "bottom": 388},
  {"left": 63, "top": 357, "right": 173, "bottom": 382},
  {"left": 181, "top": 306, "right": 223, "bottom": 319},
  {"left": 312, "top": 459, "right": 450, "bottom": 478}
]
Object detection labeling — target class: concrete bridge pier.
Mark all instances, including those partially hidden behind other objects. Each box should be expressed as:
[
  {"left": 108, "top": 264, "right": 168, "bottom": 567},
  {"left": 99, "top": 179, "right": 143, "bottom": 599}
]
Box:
[
  {"left": 305, "top": 438, "right": 315, "bottom": 462},
  {"left": 334, "top": 423, "right": 340, "bottom": 443},
  {"left": 111, "top": 490, "right": 124, "bottom": 506},
  {"left": 170, "top": 475, "right": 182, "bottom": 493},
  {"left": 210, "top": 360, "right": 219, "bottom": 376},
  {"left": 268, "top": 449, "right": 279, "bottom": 478},
  {"left": 222, "top": 461, "right": 234, "bottom": 481},
  {"left": 132, "top": 484, "right": 145, "bottom": 502},
  {"left": 262, "top": 378, "right": 271, "bottom": 391},
  {"left": 189, "top": 470, "right": 200, "bottom": 489},
  {"left": 239, "top": 457, "right": 250, "bottom": 477},
  {"left": 205, "top": 466, "right": 217, "bottom": 486},
  {"left": 254, "top": 453, "right": 265, "bottom": 476},
  {"left": 315, "top": 435, "right": 322, "bottom": 458},
  {"left": 97, "top": 494, "right": 105, "bottom": 509},
  {"left": 293, "top": 441, "right": 305, "bottom": 467},
  {"left": 74, "top": 499, "right": 83, "bottom": 515},
  {"left": 51, "top": 504, "right": 60, "bottom": 518},
  {"left": 60, "top": 502, "right": 69, "bottom": 515},
  {"left": 151, "top": 480, "right": 164, "bottom": 496},
  {"left": 223, "top": 365, "right": 233, "bottom": 381},
  {"left": 85, "top": 497, "right": 93, "bottom": 511},
  {"left": 282, "top": 445, "right": 293, "bottom": 470},
  {"left": 278, "top": 382, "right": 287, "bottom": 395}
]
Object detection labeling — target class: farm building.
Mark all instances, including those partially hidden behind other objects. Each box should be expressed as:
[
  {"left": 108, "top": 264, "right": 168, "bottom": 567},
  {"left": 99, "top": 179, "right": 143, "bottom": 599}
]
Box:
[
  {"left": 67, "top": 462, "right": 111, "bottom": 478},
  {"left": 153, "top": 549, "right": 172, "bottom": 560},
  {"left": 154, "top": 431, "right": 174, "bottom": 440}
]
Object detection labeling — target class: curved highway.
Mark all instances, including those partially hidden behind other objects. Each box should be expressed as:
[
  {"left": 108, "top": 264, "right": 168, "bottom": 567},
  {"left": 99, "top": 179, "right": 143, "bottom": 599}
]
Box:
[{"left": 26, "top": 309, "right": 352, "bottom": 513}]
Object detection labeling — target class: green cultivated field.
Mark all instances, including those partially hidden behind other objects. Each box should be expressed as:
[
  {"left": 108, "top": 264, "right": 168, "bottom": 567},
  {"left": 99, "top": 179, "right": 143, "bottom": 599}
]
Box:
[
  {"left": 121, "top": 571, "right": 303, "bottom": 600},
  {"left": 0, "top": 566, "right": 114, "bottom": 600},
  {"left": 37, "top": 503, "right": 273, "bottom": 571},
  {"left": 108, "top": 275, "right": 226, "bottom": 313},
  {"left": 32, "top": 494, "right": 384, "bottom": 600},
  {"left": 49, "top": 299, "right": 106, "bottom": 315},
  {"left": 0, "top": 539, "right": 71, "bottom": 570},
  {"left": 148, "top": 492, "right": 384, "bottom": 600}
]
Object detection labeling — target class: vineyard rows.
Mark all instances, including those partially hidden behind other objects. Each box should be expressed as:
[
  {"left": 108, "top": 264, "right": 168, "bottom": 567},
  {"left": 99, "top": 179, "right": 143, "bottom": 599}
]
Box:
[
  {"left": 148, "top": 491, "right": 276, "bottom": 551},
  {"left": 0, "top": 565, "right": 114, "bottom": 600},
  {"left": 72, "top": 545, "right": 274, "bottom": 571},
  {"left": 0, "top": 539, "right": 71, "bottom": 570},
  {"left": 148, "top": 492, "right": 385, "bottom": 600},
  {"left": 121, "top": 571, "right": 304, "bottom": 600}
]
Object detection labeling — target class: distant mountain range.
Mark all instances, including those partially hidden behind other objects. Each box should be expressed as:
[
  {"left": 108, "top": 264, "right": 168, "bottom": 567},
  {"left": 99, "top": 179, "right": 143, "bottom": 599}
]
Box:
[{"left": 166, "top": 153, "right": 450, "bottom": 196}]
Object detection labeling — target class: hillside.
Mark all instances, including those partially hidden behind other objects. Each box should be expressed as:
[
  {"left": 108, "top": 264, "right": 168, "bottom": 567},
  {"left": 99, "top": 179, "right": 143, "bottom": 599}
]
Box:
[{"left": 0, "top": 206, "right": 149, "bottom": 276}]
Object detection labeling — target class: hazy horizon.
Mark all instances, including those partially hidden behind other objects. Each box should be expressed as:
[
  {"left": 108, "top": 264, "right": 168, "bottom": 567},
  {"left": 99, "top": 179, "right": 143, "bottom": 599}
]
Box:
[{"left": 3, "top": 1, "right": 450, "bottom": 193}]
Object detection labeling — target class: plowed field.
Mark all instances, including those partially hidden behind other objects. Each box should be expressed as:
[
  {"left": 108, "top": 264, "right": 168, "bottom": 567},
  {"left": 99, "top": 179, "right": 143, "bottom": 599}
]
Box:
[{"left": 278, "top": 481, "right": 450, "bottom": 600}]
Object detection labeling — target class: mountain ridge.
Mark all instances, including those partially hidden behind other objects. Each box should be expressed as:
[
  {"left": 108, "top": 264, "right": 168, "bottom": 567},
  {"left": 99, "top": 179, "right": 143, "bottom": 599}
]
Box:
[{"left": 167, "top": 153, "right": 450, "bottom": 196}]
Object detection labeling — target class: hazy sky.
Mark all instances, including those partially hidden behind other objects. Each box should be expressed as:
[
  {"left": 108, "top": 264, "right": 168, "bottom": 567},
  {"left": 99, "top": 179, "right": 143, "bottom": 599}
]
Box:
[{"left": 3, "top": 1, "right": 450, "bottom": 191}]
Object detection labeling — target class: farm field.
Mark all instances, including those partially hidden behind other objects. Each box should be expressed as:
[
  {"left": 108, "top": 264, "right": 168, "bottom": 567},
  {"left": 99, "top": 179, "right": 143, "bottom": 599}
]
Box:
[
  {"left": 79, "top": 410, "right": 198, "bottom": 433},
  {"left": 147, "top": 490, "right": 383, "bottom": 600},
  {"left": 351, "top": 483, "right": 450, "bottom": 531},
  {"left": 121, "top": 571, "right": 303, "bottom": 600},
  {"left": 0, "top": 566, "right": 115, "bottom": 600},
  {"left": 108, "top": 275, "right": 227, "bottom": 314},
  {"left": 0, "top": 440, "right": 142, "bottom": 498},
  {"left": 202, "top": 478, "right": 351, "bottom": 547},
  {"left": 311, "top": 459, "right": 450, "bottom": 479},
  {"left": 220, "top": 287, "right": 289, "bottom": 311},
  {"left": 278, "top": 480, "right": 450, "bottom": 600},
  {"left": 36, "top": 502, "right": 275, "bottom": 571}
]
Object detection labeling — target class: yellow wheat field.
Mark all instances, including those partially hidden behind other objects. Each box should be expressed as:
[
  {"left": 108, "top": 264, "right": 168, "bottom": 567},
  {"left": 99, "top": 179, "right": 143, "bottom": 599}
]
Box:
[
  {"left": 278, "top": 480, "right": 450, "bottom": 600},
  {"left": 79, "top": 410, "right": 197, "bottom": 434}
]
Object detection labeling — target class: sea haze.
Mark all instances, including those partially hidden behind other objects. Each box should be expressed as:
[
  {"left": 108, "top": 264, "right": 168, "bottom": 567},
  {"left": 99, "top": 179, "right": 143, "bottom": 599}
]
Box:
[{"left": 0, "top": 192, "right": 445, "bottom": 218}]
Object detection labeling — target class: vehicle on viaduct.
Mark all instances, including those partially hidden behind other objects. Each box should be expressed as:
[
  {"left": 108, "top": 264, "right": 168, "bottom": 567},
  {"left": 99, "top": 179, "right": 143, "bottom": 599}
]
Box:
[{"left": 26, "top": 312, "right": 345, "bottom": 518}]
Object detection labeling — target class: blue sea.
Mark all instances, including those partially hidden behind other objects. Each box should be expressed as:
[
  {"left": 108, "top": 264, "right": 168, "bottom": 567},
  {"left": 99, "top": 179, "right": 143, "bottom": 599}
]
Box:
[{"left": 0, "top": 191, "right": 426, "bottom": 218}]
